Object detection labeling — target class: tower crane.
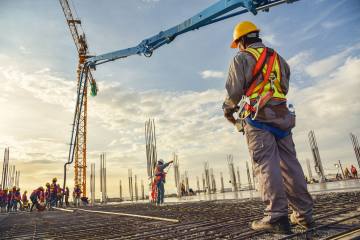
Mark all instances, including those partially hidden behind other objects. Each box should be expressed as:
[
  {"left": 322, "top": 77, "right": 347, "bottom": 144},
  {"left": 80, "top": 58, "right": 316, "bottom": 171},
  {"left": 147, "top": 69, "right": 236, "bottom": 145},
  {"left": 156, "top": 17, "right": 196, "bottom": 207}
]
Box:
[
  {"left": 59, "top": 0, "right": 97, "bottom": 198},
  {"left": 62, "top": 0, "right": 300, "bottom": 192}
]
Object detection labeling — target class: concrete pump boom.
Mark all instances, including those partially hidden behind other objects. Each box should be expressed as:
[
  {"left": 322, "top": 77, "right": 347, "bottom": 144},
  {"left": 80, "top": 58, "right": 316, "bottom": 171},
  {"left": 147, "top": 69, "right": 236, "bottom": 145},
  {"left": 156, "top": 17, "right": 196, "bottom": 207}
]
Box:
[{"left": 86, "top": 0, "right": 299, "bottom": 67}]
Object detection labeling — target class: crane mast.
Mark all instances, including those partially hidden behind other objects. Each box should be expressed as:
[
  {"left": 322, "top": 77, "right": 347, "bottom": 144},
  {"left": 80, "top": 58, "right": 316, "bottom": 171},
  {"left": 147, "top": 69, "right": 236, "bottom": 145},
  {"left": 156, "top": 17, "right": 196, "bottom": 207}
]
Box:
[{"left": 59, "top": 0, "right": 97, "bottom": 197}]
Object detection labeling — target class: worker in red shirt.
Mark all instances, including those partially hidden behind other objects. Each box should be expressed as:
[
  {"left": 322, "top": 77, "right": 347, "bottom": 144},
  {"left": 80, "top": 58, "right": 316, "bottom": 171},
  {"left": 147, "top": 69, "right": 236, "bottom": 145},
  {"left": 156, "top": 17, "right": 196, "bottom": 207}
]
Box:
[
  {"left": 30, "top": 187, "right": 44, "bottom": 212},
  {"left": 351, "top": 165, "right": 358, "bottom": 178}
]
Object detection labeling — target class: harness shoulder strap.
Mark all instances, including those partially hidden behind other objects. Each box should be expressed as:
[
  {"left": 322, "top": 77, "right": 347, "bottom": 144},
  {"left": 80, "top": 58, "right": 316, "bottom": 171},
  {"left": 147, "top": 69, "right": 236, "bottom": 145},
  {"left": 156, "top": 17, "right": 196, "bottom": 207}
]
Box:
[
  {"left": 245, "top": 48, "right": 268, "bottom": 96},
  {"left": 246, "top": 48, "right": 277, "bottom": 97}
]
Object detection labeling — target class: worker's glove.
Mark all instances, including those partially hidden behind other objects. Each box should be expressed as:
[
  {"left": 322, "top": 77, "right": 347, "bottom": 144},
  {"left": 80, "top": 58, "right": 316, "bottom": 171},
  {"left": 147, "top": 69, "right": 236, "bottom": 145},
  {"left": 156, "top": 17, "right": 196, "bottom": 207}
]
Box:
[{"left": 222, "top": 99, "right": 237, "bottom": 125}]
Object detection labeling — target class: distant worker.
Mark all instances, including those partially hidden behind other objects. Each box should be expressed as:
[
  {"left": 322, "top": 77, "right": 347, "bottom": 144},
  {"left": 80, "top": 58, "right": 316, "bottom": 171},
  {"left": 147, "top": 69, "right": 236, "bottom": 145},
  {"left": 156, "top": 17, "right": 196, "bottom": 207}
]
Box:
[
  {"left": 351, "top": 165, "right": 358, "bottom": 178},
  {"left": 344, "top": 167, "right": 351, "bottom": 179},
  {"left": 154, "top": 159, "right": 173, "bottom": 205},
  {"left": 0, "top": 187, "right": 6, "bottom": 213},
  {"left": 13, "top": 187, "right": 21, "bottom": 212},
  {"left": 74, "top": 184, "right": 82, "bottom": 207},
  {"left": 30, "top": 187, "right": 44, "bottom": 212},
  {"left": 50, "top": 178, "right": 58, "bottom": 208},
  {"left": 45, "top": 182, "right": 51, "bottom": 208},
  {"left": 22, "top": 190, "right": 29, "bottom": 211},
  {"left": 7, "top": 189, "right": 13, "bottom": 212},
  {"left": 223, "top": 21, "right": 313, "bottom": 233},
  {"left": 57, "top": 184, "right": 63, "bottom": 207}
]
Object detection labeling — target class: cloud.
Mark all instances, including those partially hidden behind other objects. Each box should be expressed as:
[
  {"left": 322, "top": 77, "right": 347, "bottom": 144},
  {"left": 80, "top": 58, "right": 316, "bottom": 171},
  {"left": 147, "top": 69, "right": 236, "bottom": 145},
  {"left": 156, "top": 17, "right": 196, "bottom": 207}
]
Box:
[
  {"left": 262, "top": 34, "right": 278, "bottom": 46},
  {"left": 305, "top": 44, "right": 360, "bottom": 78},
  {"left": 1, "top": 45, "right": 360, "bottom": 197},
  {"left": 200, "top": 70, "right": 226, "bottom": 79},
  {"left": 19, "top": 45, "right": 31, "bottom": 54}
]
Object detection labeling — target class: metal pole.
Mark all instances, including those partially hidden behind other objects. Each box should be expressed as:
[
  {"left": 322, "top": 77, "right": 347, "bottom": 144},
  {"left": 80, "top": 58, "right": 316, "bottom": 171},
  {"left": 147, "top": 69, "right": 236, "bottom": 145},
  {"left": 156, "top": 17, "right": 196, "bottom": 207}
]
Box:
[
  {"left": 306, "top": 158, "right": 313, "bottom": 180},
  {"left": 119, "top": 180, "right": 122, "bottom": 201},
  {"left": 135, "top": 175, "right": 138, "bottom": 201},
  {"left": 350, "top": 133, "right": 360, "bottom": 169},
  {"left": 246, "top": 161, "right": 252, "bottom": 190},
  {"left": 196, "top": 176, "right": 200, "bottom": 193},
  {"left": 338, "top": 160, "right": 345, "bottom": 178},
  {"left": 141, "top": 179, "right": 145, "bottom": 200},
  {"left": 236, "top": 166, "right": 241, "bottom": 190},
  {"left": 308, "top": 130, "right": 326, "bottom": 182},
  {"left": 220, "top": 172, "right": 224, "bottom": 193}
]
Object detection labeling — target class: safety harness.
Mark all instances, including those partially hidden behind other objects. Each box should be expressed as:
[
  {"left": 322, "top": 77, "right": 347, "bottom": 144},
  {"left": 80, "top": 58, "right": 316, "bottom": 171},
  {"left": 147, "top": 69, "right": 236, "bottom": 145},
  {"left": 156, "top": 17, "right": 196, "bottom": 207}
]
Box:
[{"left": 237, "top": 47, "right": 290, "bottom": 139}]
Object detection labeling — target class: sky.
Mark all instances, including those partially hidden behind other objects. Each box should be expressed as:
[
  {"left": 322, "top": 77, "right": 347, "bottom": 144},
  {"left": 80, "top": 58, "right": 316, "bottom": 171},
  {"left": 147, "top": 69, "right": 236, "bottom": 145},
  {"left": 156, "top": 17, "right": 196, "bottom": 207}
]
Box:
[{"left": 0, "top": 0, "right": 359, "bottom": 198}]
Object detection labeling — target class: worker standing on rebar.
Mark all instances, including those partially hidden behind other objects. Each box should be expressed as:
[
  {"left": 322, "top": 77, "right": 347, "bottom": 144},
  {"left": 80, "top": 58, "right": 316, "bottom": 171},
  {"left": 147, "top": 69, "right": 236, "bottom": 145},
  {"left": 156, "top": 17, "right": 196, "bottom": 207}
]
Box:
[
  {"left": 57, "top": 184, "right": 63, "bottom": 207},
  {"left": 45, "top": 182, "right": 51, "bottom": 209},
  {"left": 30, "top": 187, "right": 44, "bottom": 212},
  {"left": 154, "top": 159, "right": 173, "bottom": 206},
  {"left": 7, "top": 188, "right": 13, "bottom": 212},
  {"left": 13, "top": 187, "right": 21, "bottom": 212},
  {"left": 223, "top": 21, "right": 313, "bottom": 233},
  {"left": 344, "top": 167, "right": 351, "bottom": 179},
  {"left": 351, "top": 165, "right": 358, "bottom": 178},
  {"left": 50, "top": 178, "right": 58, "bottom": 208},
  {"left": 74, "top": 184, "right": 82, "bottom": 207},
  {"left": 22, "top": 190, "right": 29, "bottom": 211},
  {"left": 0, "top": 187, "right": 6, "bottom": 213}
]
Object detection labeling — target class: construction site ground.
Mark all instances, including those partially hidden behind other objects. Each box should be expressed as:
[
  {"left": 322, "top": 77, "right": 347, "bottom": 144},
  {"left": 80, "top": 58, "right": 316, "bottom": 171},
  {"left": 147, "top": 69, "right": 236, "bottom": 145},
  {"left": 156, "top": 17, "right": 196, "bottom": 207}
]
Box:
[{"left": 1, "top": 191, "right": 360, "bottom": 240}]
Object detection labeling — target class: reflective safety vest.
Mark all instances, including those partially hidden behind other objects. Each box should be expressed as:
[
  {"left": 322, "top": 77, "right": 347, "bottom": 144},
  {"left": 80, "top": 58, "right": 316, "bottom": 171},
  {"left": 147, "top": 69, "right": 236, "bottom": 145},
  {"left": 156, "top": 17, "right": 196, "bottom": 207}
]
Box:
[
  {"left": 245, "top": 47, "right": 286, "bottom": 102},
  {"left": 238, "top": 47, "right": 286, "bottom": 120}
]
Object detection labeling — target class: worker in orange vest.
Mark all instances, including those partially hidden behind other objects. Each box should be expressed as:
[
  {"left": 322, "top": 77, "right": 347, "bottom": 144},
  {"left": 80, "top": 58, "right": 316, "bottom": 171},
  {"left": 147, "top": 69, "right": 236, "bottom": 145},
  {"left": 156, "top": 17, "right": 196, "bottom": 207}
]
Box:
[
  {"left": 223, "top": 21, "right": 313, "bottom": 233},
  {"left": 154, "top": 159, "right": 173, "bottom": 206}
]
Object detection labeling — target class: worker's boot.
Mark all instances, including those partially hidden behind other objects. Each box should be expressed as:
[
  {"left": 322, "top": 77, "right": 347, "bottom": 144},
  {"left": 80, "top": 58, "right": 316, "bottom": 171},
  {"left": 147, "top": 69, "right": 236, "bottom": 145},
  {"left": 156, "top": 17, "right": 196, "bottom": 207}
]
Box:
[
  {"left": 251, "top": 216, "right": 292, "bottom": 234},
  {"left": 290, "top": 212, "right": 315, "bottom": 230}
]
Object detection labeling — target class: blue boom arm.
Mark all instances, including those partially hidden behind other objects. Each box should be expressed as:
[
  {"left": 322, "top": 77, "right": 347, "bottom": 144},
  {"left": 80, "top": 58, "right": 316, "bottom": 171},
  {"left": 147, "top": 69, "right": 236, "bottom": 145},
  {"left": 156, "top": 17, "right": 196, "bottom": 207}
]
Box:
[{"left": 87, "top": 0, "right": 299, "bottom": 68}]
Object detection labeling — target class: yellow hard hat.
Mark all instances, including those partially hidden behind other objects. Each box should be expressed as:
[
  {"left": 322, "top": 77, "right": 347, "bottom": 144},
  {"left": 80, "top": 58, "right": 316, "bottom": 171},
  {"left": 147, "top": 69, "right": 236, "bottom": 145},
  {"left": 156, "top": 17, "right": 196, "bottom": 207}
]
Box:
[{"left": 230, "top": 21, "right": 260, "bottom": 48}]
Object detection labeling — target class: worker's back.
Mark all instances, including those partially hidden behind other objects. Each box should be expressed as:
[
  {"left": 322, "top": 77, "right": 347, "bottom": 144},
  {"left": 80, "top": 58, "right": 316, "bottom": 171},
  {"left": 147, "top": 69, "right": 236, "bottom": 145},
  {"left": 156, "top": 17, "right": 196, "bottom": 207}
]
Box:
[{"left": 227, "top": 41, "right": 294, "bottom": 130}]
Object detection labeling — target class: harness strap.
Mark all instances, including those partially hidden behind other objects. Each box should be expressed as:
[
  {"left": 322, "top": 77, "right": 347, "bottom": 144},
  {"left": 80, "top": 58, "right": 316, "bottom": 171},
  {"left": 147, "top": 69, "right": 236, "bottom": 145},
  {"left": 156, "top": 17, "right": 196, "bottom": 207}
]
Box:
[
  {"left": 256, "top": 51, "right": 277, "bottom": 96},
  {"left": 245, "top": 48, "right": 268, "bottom": 96}
]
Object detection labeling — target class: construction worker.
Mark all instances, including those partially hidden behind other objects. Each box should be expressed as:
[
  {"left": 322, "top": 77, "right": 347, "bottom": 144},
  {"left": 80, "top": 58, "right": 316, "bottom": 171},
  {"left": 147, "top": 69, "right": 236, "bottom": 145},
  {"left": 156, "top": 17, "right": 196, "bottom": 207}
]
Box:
[
  {"left": 74, "top": 184, "right": 82, "bottom": 207},
  {"left": 50, "top": 178, "right": 58, "bottom": 208},
  {"left": 13, "top": 187, "right": 21, "bottom": 212},
  {"left": 344, "top": 167, "right": 351, "bottom": 179},
  {"left": 1, "top": 188, "right": 8, "bottom": 213},
  {"left": 22, "top": 190, "right": 29, "bottom": 211},
  {"left": 7, "top": 188, "right": 13, "bottom": 212},
  {"left": 57, "top": 184, "right": 63, "bottom": 207},
  {"left": 223, "top": 21, "right": 313, "bottom": 233},
  {"left": 45, "top": 182, "right": 51, "bottom": 208},
  {"left": 0, "top": 187, "right": 5, "bottom": 213},
  {"left": 30, "top": 187, "right": 44, "bottom": 212},
  {"left": 154, "top": 159, "right": 173, "bottom": 205},
  {"left": 351, "top": 165, "right": 358, "bottom": 178}
]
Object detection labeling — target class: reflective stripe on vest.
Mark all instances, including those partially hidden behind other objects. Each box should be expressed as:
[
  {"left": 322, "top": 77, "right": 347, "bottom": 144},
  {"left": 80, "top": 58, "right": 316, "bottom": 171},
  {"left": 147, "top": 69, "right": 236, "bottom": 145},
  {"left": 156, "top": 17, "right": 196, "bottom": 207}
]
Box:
[{"left": 245, "top": 47, "right": 286, "bottom": 101}]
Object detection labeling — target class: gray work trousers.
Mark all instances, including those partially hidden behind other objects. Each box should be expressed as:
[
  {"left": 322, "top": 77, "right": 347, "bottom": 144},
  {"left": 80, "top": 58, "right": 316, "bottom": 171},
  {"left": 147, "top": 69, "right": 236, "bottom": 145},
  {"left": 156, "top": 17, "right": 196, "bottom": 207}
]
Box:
[{"left": 245, "top": 123, "right": 313, "bottom": 224}]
